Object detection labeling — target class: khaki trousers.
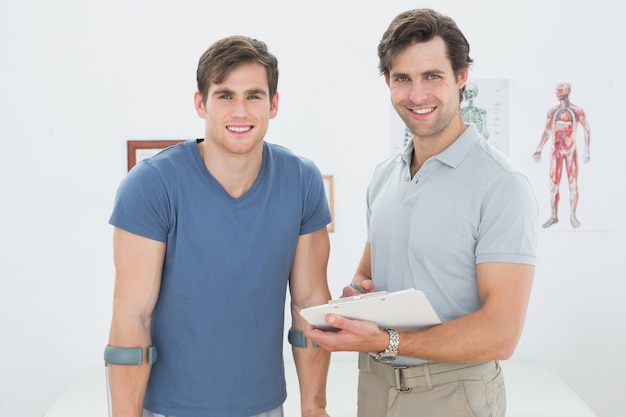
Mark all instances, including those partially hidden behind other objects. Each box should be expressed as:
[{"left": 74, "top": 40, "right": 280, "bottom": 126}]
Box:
[{"left": 357, "top": 352, "right": 506, "bottom": 417}]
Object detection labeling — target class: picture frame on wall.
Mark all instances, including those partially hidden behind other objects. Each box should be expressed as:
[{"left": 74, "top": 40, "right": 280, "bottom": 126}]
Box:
[
  {"left": 323, "top": 175, "right": 335, "bottom": 233},
  {"left": 127, "top": 139, "right": 185, "bottom": 171}
]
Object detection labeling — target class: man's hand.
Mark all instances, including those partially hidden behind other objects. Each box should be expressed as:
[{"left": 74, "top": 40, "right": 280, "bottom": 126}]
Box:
[
  {"left": 304, "top": 314, "right": 388, "bottom": 354},
  {"left": 341, "top": 279, "right": 377, "bottom": 298}
]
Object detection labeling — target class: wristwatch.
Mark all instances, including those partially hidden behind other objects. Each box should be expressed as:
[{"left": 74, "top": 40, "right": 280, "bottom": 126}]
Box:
[{"left": 375, "top": 328, "right": 399, "bottom": 362}]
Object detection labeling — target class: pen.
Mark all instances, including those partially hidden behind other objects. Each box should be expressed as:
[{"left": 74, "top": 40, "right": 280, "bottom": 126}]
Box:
[{"left": 350, "top": 282, "right": 367, "bottom": 293}]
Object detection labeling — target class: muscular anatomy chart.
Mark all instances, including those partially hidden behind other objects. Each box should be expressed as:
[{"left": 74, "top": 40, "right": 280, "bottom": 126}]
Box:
[{"left": 533, "top": 82, "right": 591, "bottom": 229}]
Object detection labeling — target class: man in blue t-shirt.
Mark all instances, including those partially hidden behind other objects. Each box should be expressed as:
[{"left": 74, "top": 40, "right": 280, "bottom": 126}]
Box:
[{"left": 106, "top": 36, "right": 332, "bottom": 417}]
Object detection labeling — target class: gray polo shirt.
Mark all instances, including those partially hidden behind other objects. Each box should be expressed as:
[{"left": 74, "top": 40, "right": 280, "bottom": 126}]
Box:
[{"left": 366, "top": 124, "right": 538, "bottom": 357}]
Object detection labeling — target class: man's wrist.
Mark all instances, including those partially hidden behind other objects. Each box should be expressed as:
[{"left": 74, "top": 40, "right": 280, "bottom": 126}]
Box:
[{"left": 375, "top": 328, "right": 399, "bottom": 362}]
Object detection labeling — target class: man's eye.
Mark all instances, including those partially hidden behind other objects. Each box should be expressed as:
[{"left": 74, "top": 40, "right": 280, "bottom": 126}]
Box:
[
  {"left": 219, "top": 94, "right": 232, "bottom": 99},
  {"left": 427, "top": 74, "right": 441, "bottom": 80},
  {"left": 396, "top": 76, "right": 409, "bottom": 82}
]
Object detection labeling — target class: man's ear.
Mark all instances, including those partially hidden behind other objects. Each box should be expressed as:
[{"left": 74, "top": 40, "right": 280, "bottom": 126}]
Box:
[
  {"left": 269, "top": 91, "right": 279, "bottom": 119},
  {"left": 457, "top": 67, "right": 469, "bottom": 90},
  {"left": 384, "top": 72, "right": 391, "bottom": 87},
  {"left": 194, "top": 90, "right": 206, "bottom": 118}
]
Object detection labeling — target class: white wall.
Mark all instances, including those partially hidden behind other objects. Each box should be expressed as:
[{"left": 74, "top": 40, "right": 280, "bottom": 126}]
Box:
[{"left": 1, "top": 0, "right": 624, "bottom": 416}]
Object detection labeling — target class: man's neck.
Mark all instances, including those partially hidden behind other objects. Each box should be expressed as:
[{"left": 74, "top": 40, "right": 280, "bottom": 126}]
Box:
[
  {"left": 411, "top": 117, "right": 466, "bottom": 176},
  {"left": 198, "top": 140, "right": 263, "bottom": 198}
]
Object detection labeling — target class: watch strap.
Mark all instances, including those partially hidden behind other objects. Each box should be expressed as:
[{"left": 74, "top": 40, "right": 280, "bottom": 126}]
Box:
[{"left": 375, "top": 329, "right": 399, "bottom": 362}]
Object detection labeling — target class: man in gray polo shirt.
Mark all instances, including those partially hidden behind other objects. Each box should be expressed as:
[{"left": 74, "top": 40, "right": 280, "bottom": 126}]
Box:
[{"left": 305, "top": 8, "right": 539, "bottom": 417}]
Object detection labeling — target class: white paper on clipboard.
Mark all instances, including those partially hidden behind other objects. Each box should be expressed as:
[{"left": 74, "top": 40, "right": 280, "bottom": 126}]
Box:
[{"left": 299, "top": 288, "right": 441, "bottom": 331}]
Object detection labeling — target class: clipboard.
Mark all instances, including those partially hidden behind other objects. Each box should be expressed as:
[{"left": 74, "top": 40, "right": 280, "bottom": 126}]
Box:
[{"left": 299, "top": 288, "right": 441, "bottom": 331}]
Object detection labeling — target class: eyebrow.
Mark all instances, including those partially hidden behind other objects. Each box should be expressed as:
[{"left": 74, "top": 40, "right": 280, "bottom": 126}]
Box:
[
  {"left": 212, "top": 88, "right": 268, "bottom": 97},
  {"left": 391, "top": 69, "right": 446, "bottom": 78}
]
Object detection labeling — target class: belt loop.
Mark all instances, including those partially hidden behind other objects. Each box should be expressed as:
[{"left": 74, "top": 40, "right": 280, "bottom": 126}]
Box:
[
  {"left": 393, "top": 367, "right": 410, "bottom": 392},
  {"left": 423, "top": 363, "right": 433, "bottom": 389}
]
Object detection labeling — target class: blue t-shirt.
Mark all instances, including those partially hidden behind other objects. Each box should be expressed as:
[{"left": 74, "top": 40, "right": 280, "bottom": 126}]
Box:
[{"left": 109, "top": 139, "right": 331, "bottom": 417}]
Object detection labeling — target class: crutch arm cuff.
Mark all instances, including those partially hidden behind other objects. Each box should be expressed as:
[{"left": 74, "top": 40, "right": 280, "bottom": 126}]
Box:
[
  {"left": 288, "top": 329, "right": 319, "bottom": 348},
  {"left": 104, "top": 345, "right": 158, "bottom": 366}
]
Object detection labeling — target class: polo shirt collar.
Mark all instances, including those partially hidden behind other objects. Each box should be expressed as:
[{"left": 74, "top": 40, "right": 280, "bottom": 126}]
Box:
[{"left": 400, "top": 124, "right": 480, "bottom": 169}]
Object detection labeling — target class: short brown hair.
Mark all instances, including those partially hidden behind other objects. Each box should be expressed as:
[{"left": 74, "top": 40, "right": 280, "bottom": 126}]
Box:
[
  {"left": 196, "top": 35, "right": 279, "bottom": 104},
  {"left": 378, "top": 9, "right": 473, "bottom": 98}
]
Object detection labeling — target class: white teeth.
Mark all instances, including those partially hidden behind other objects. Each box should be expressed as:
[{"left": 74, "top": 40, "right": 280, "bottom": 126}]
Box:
[
  {"left": 413, "top": 107, "right": 434, "bottom": 114},
  {"left": 227, "top": 126, "right": 251, "bottom": 133}
]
